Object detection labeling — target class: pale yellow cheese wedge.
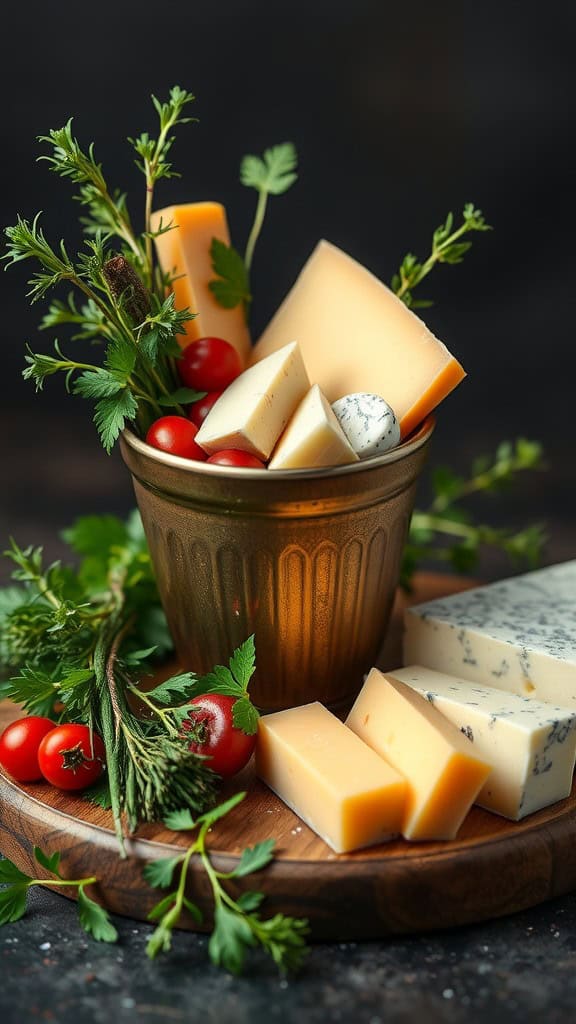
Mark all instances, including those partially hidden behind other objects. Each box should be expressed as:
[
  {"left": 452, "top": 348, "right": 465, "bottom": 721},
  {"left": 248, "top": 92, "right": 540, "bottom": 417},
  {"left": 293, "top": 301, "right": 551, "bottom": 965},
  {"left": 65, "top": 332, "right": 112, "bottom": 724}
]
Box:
[
  {"left": 252, "top": 240, "right": 465, "bottom": 438},
  {"left": 256, "top": 702, "right": 407, "bottom": 853},
  {"left": 151, "top": 202, "right": 251, "bottom": 363},
  {"left": 268, "top": 384, "right": 359, "bottom": 470},
  {"left": 195, "top": 342, "right": 310, "bottom": 460},
  {"left": 346, "top": 669, "right": 492, "bottom": 840}
]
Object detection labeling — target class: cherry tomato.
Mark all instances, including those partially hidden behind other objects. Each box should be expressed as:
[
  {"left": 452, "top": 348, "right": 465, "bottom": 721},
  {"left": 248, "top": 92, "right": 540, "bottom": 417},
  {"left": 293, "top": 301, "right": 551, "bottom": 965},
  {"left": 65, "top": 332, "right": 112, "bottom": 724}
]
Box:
[
  {"left": 206, "top": 450, "right": 266, "bottom": 469},
  {"left": 178, "top": 337, "right": 242, "bottom": 392},
  {"left": 181, "top": 694, "right": 256, "bottom": 778},
  {"left": 146, "top": 416, "right": 207, "bottom": 461},
  {"left": 189, "top": 390, "right": 223, "bottom": 428},
  {"left": 37, "top": 724, "right": 106, "bottom": 791},
  {"left": 0, "top": 716, "right": 56, "bottom": 782}
]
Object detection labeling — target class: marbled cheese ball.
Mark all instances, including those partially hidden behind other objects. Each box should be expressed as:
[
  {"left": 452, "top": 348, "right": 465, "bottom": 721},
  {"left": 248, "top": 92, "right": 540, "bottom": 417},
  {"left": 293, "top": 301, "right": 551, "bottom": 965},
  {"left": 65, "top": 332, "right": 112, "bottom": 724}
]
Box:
[{"left": 331, "top": 393, "right": 401, "bottom": 459}]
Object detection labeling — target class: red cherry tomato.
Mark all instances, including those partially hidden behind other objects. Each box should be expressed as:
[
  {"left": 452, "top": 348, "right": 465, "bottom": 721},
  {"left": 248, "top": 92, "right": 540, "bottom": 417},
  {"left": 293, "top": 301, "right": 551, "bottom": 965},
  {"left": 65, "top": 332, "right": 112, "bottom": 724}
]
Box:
[
  {"left": 178, "top": 337, "right": 242, "bottom": 392},
  {"left": 146, "top": 416, "right": 207, "bottom": 461},
  {"left": 189, "top": 390, "right": 223, "bottom": 428},
  {"left": 0, "top": 716, "right": 56, "bottom": 782},
  {"left": 37, "top": 724, "right": 106, "bottom": 791},
  {"left": 181, "top": 694, "right": 256, "bottom": 778},
  {"left": 206, "top": 450, "right": 266, "bottom": 469}
]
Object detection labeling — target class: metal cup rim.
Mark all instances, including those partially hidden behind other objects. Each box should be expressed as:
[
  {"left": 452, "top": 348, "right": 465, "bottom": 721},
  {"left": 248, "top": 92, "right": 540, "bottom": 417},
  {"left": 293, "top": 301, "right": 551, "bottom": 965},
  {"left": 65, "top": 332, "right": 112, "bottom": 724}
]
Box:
[{"left": 121, "top": 415, "right": 435, "bottom": 484}]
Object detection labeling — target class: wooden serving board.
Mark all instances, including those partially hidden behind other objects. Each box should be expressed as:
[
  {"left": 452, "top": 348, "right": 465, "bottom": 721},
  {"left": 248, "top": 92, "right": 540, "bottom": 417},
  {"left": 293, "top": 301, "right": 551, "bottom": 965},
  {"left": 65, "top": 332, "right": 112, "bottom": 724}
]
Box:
[{"left": 2, "top": 573, "right": 576, "bottom": 940}]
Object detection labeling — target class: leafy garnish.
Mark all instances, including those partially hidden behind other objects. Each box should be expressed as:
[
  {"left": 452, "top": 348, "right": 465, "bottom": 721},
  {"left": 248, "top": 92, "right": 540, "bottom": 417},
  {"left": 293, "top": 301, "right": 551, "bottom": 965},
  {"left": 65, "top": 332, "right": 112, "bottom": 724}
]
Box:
[
  {"left": 402, "top": 439, "right": 546, "bottom": 588},
  {"left": 209, "top": 238, "right": 251, "bottom": 311},
  {"left": 0, "top": 847, "right": 117, "bottom": 942},
  {"left": 145, "top": 794, "right": 309, "bottom": 975},
  {"left": 391, "top": 203, "right": 491, "bottom": 308}
]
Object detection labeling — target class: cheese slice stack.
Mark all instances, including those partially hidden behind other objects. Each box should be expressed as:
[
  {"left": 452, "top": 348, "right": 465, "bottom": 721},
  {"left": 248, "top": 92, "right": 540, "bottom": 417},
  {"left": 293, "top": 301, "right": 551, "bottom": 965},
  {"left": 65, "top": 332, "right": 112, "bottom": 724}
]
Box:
[
  {"left": 346, "top": 669, "right": 492, "bottom": 840},
  {"left": 151, "top": 201, "right": 251, "bottom": 362},
  {"left": 252, "top": 240, "right": 465, "bottom": 437},
  {"left": 195, "top": 342, "right": 310, "bottom": 460},
  {"left": 256, "top": 702, "right": 406, "bottom": 853},
  {"left": 390, "top": 666, "right": 576, "bottom": 820},
  {"left": 269, "top": 385, "right": 359, "bottom": 470}
]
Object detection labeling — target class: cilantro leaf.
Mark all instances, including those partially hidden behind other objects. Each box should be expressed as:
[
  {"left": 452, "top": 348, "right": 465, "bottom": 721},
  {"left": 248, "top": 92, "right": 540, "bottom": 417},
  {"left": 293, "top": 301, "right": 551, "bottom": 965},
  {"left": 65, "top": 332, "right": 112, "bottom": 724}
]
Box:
[
  {"left": 232, "top": 696, "right": 259, "bottom": 736},
  {"left": 163, "top": 808, "right": 197, "bottom": 832},
  {"left": 0, "top": 884, "right": 29, "bottom": 925},
  {"left": 240, "top": 143, "right": 298, "bottom": 196},
  {"left": 209, "top": 238, "right": 251, "bottom": 310},
  {"left": 231, "top": 840, "right": 275, "bottom": 878},
  {"left": 76, "top": 885, "right": 118, "bottom": 943},
  {"left": 147, "top": 672, "right": 198, "bottom": 707},
  {"left": 143, "top": 855, "right": 184, "bottom": 890},
  {"left": 208, "top": 904, "right": 255, "bottom": 975},
  {"left": 93, "top": 388, "right": 139, "bottom": 453},
  {"left": 34, "top": 847, "right": 62, "bottom": 876},
  {"left": 0, "top": 859, "right": 31, "bottom": 885},
  {"left": 236, "top": 891, "right": 266, "bottom": 912},
  {"left": 228, "top": 634, "right": 256, "bottom": 692},
  {"left": 157, "top": 388, "right": 207, "bottom": 408}
]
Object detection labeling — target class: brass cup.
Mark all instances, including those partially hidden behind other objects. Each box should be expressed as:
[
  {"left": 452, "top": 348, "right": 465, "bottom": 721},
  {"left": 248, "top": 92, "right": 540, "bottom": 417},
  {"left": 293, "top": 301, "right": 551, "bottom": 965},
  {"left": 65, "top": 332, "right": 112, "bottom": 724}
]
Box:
[{"left": 120, "top": 417, "right": 434, "bottom": 712}]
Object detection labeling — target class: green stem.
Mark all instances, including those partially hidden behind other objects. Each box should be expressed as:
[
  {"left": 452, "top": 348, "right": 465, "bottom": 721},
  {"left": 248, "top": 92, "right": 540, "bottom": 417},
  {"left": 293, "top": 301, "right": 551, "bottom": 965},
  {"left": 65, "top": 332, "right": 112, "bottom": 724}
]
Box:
[
  {"left": 244, "top": 190, "right": 268, "bottom": 272},
  {"left": 29, "top": 876, "right": 97, "bottom": 889},
  {"left": 395, "top": 220, "right": 473, "bottom": 301},
  {"left": 411, "top": 513, "right": 479, "bottom": 540}
]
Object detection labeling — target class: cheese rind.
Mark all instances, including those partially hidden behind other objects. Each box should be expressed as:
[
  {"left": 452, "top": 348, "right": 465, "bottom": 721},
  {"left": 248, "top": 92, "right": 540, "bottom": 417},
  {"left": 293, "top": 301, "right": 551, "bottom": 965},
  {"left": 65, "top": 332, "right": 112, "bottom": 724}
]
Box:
[
  {"left": 151, "top": 202, "right": 251, "bottom": 362},
  {"left": 252, "top": 240, "right": 465, "bottom": 437},
  {"left": 390, "top": 666, "right": 576, "bottom": 820},
  {"left": 256, "top": 702, "right": 407, "bottom": 853},
  {"left": 195, "top": 342, "right": 310, "bottom": 460},
  {"left": 346, "top": 669, "right": 492, "bottom": 840},
  {"left": 268, "top": 385, "right": 359, "bottom": 470},
  {"left": 404, "top": 561, "right": 576, "bottom": 706}
]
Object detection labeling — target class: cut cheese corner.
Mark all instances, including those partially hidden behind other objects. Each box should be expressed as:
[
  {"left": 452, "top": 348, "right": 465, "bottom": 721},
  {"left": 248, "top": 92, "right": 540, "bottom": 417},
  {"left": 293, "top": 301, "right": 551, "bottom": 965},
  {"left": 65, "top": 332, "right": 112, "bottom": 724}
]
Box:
[
  {"left": 151, "top": 201, "right": 251, "bottom": 363},
  {"left": 269, "top": 384, "right": 359, "bottom": 470},
  {"left": 252, "top": 239, "right": 465, "bottom": 437}
]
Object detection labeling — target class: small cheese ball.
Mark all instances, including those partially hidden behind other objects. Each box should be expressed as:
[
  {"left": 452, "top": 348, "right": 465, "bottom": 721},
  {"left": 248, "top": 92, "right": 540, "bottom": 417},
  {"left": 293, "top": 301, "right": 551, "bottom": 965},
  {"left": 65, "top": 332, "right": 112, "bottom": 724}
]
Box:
[{"left": 331, "top": 393, "right": 401, "bottom": 459}]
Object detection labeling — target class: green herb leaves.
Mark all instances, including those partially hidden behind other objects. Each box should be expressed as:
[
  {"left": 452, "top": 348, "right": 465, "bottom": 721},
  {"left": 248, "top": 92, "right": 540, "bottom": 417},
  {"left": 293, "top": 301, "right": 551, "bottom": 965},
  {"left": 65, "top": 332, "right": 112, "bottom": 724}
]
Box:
[
  {"left": 210, "top": 142, "right": 298, "bottom": 317},
  {"left": 403, "top": 439, "right": 546, "bottom": 588},
  {"left": 391, "top": 203, "right": 492, "bottom": 308},
  {"left": 145, "top": 793, "right": 309, "bottom": 975},
  {"left": 0, "top": 847, "right": 117, "bottom": 942}
]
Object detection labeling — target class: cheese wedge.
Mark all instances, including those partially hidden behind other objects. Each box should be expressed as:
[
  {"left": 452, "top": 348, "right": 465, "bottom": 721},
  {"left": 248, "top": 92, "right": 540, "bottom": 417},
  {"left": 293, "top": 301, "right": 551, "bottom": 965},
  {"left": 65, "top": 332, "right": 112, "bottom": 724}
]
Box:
[
  {"left": 195, "top": 342, "right": 310, "bottom": 460},
  {"left": 151, "top": 202, "right": 251, "bottom": 362},
  {"left": 390, "top": 666, "right": 576, "bottom": 820},
  {"left": 346, "top": 669, "right": 492, "bottom": 840},
  {"left": 256, "top": 702, "right": 406, "bottom": 853},
  {"left": 252, "top": 240, "right": 465, "bottom": 437},
  {"left": 268, "top": 384, "right": 359, "bottom": 470}
]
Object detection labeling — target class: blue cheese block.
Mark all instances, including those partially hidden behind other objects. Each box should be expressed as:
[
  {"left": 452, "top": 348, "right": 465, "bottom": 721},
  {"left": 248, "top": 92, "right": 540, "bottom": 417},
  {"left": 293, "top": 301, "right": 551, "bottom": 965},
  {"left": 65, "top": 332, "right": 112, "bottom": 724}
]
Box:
[
  {"left": 331, "top": 393, "right": 400, "bottom": 458},
  {"left": 390, "top": 665, "right": 576, "bottom": 820},
  {"left": 404, "top": 561, "right": 576, "bottom": 706}
]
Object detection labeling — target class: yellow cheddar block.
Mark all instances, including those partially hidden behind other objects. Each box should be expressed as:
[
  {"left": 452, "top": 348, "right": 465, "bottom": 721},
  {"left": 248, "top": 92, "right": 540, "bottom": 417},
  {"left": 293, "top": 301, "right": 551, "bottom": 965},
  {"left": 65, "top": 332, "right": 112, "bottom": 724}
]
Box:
[
  {"left": 346, "top": 669, "right": 492, "bottom": 840},
  {"left": 256, "top": 702, "right": 407, "bottom": 853},
  {"left": 151, "top": 202, "right": 251, "bottom": 363},
  {"left": 252, "top": 240, "right": 465, "bottom": 438}
]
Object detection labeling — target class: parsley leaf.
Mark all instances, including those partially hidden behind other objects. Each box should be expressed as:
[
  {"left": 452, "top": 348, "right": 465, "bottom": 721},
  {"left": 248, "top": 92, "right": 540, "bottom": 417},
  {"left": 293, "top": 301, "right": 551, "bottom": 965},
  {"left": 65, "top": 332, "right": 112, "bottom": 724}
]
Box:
[
  {"left": 231, "top": 840, "right": 275, "bottom": 878},
  {"left": 157, "top": 387, "right": 207, "bottom": 408},
  {"left": 94, "top": 389, "right": 139, "bottom": 453},
  {"left": 77, "top": 885, "right": 119, "bottom": 943},
  {"left": 143, "top": 855, "right": 184, "bottom": 890},
  {"left": 209, "top": 239, "right": 251, "bottom": 310},
  {"left": 209, "top": 904, "right": 255, "bottom": 975},
  {"left": 240, "top": 143, "right": 298, "bottom": 196}
]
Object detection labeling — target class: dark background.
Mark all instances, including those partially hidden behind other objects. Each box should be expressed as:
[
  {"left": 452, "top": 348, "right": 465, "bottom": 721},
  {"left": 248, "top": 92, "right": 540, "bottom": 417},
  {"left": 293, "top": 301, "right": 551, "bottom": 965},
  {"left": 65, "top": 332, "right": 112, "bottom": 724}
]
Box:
[{"left": 0, "top": 0, "right": 574, "bottom": 575}]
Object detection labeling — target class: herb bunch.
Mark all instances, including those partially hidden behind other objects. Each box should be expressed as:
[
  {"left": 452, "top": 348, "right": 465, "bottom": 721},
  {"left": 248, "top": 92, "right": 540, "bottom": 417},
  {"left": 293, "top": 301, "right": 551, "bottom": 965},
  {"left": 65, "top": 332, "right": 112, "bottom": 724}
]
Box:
[
  {"left": 0, "top": 512, "right": 222, "bottom": 854},
  {"left": 402, "top": 438, "right": 546, "bottom": 587},
  {"left": 145, "top": 792, "right": 309, "bottom": 974}
]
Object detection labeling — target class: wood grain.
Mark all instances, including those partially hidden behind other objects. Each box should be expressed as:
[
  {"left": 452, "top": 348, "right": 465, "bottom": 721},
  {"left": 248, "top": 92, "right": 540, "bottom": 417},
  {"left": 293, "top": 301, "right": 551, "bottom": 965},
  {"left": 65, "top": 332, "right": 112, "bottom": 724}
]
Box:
[{"left": 3, "top": 572, "right": 576, "bottom": 939}]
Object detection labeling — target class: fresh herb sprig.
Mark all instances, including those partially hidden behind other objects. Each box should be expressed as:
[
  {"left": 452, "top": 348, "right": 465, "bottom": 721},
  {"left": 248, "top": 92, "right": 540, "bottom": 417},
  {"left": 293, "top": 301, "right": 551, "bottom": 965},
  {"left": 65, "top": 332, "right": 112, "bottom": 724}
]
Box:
[
  {"left": 210, "top": 142, "right": 298, "bottom": 315},
  {"left": 391, "top": 203, "right": 491, "bottom": 308},
  {"left": 0, "top": 846, "right": 117, "bottom": 942},
  {"left": 4, "top": 87, "right": 198, "bottom": 451},
  {"left": 144, "top": 793, "right": 309, "bottom": 974},
  {"left": 0, "top": 512, "right": 219, "bottom": 855},
  {"left": 402, "top": 438, "right": 546, "bottom": 587}
]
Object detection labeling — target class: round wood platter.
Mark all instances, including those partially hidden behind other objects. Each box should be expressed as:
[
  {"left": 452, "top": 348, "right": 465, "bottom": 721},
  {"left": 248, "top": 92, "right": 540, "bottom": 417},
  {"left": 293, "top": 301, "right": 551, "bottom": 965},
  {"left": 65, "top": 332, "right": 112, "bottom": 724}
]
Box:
[{"left": 2, "top": 573, "right": 576, "bottom": 941}]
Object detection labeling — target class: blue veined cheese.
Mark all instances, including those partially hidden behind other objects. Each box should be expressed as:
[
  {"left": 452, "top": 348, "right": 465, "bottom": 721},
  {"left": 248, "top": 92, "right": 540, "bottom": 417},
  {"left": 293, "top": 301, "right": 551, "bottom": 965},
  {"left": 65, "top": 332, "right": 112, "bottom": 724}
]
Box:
[
  {"left": 331, "top": 393, "right": 400, "bottom": 458},
  {"left": 389, "top": 665, "right": 576, "bottom": 820},
  {"left": 403, "top": 561, "right": 576, "bottom": 705}
]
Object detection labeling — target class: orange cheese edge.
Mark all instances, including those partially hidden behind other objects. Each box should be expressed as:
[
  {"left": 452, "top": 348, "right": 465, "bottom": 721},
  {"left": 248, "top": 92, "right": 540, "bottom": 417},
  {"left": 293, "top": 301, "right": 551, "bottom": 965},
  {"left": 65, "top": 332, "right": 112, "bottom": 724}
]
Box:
[
  {"left": 346, "top": 669, "right": 492, "bottom": 841},
  {"left": 151, "top": 201, "right": 251, "bottom": 364},
  {"left": 256, "top": 702, "right": 407, "bottom": 854}
]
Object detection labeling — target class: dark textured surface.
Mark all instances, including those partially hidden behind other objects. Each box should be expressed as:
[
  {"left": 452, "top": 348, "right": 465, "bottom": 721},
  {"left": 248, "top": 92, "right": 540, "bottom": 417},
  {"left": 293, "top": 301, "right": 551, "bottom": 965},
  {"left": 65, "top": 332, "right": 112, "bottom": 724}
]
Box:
[{"left": 2, "top": 882, "right": 576, "bottom": 1023}]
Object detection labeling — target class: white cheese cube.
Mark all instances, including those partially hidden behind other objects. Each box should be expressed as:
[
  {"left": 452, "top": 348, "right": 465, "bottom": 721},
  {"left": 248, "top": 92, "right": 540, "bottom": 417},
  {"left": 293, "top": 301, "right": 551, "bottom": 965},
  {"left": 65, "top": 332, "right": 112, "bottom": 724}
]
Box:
[
  {"left": 268, "top": 385, "right": 359, "bottom": 470},
  {"left": 390, "top": 666, "right": 576, "bottom": 820},
  {"left": 404, "top": 561, "right": 576, "bottom": 706},
  {"left": 195, "top": 341, "right": 310, "bottom": 460}
]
